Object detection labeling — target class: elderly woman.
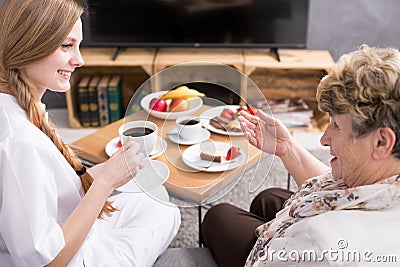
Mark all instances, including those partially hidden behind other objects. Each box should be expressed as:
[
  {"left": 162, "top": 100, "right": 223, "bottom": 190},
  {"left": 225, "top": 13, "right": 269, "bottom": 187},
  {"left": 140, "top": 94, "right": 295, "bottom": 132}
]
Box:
[{"left": 201, "top": 45, "right": 400, "bottom": 266}]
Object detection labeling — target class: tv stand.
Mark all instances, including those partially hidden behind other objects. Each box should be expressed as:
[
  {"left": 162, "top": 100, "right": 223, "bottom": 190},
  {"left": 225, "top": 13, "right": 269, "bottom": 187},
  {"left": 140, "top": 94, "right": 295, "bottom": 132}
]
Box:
[
  {"left": 270, "top": 47, "right": 280, "bottom": 62},
  {"left": 66, "top": 47, "right": 334, "bottom": 130}
]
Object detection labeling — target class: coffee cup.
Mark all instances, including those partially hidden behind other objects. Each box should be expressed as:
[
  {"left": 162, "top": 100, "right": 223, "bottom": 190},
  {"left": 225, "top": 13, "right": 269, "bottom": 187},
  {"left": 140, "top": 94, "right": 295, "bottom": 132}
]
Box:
[
  {"left": 118, "top": 120, "right": 158, "bottom": 157},
  {"left": 176, "top": 116, "right": 202, "bottom": 140}
]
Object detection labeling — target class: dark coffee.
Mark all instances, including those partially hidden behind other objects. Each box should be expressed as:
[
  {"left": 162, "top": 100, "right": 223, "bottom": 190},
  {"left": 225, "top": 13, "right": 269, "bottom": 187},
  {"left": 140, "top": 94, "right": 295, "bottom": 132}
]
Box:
[
  {"left": 123, "top": 127, "right": 154, "bottom": 137},
  {"left": 180, "top": 119, "right": 200, "bottom": 126}
]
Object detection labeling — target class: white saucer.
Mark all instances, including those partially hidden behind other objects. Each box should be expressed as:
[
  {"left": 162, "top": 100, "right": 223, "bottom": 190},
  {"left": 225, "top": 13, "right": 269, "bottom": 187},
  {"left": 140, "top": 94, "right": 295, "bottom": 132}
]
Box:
[
  {"left": 116, "top": 159, "right": 169, "bottom": 193},
  {"left": 182, "top": 141, "right": 246, "bottom": 172},
  {"left": 167, "top": 127, "right": 211, "bottom": 145},
  {"left": 105, "top": 136, "right": 167, "bottom": 159}
]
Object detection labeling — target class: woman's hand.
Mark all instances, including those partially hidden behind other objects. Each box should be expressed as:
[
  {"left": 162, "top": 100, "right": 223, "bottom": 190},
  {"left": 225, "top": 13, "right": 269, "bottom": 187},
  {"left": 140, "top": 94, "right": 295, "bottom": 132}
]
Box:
[
  {"left": 239, "top": 109, "right": 330, "bottom": 185},
  {"left": 238, "top": 109, "right": 293, "bottom": 157},
  {"left": 88, "top": 138, "right": 144, "bottom": 192}
]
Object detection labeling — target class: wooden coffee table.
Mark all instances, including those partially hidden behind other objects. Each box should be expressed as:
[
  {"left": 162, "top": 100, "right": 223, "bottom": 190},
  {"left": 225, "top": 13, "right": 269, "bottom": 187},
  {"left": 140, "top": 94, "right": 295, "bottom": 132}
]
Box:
[{"left": 72, "top": 105, "right": 264, "bottom": 204}]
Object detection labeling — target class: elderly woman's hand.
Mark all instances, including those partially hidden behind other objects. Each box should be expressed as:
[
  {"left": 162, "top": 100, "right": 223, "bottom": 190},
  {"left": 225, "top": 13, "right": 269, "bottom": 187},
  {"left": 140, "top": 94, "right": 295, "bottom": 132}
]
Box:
[
  {"left": 88, "top": 138, "right": 144, "bottom": 192},
  {"left": 238, "top": 109, "right": 293, "bottom": 157}
]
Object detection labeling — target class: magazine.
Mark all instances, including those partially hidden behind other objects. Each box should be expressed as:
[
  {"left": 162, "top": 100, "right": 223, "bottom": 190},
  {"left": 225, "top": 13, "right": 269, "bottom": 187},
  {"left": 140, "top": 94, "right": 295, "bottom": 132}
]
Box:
[{"left": 253, "top": 98, "right": 313, "bottom": 129}]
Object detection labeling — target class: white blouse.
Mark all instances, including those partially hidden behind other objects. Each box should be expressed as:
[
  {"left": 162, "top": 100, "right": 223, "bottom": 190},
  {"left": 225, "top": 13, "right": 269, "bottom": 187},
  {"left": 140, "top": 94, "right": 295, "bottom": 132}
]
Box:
[{"left": 0, "top": 94, "right": 180, "bottom": 266}]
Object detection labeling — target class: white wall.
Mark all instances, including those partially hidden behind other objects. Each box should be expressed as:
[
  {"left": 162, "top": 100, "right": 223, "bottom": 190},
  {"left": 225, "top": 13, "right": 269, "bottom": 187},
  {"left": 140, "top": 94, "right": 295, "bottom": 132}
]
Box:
[{"left": 308, "top": 0, "right": 400, "bottom": 60}]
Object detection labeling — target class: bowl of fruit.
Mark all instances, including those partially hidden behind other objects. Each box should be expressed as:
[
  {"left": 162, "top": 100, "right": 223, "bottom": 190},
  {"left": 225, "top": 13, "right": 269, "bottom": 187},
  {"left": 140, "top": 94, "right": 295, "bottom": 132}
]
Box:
[{"left": 140, "top": 86, "right": 205, "bottom": 120}]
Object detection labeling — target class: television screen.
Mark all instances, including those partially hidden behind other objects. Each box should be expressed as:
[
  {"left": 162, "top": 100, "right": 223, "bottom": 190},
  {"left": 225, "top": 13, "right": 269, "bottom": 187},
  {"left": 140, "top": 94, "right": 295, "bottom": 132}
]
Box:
[{"left": 82, "top": 0, "right": 309, "bottom": 49}]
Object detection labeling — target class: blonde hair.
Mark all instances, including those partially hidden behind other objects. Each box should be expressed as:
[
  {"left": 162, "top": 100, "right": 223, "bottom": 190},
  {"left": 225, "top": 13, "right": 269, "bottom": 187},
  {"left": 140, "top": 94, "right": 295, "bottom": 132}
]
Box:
[
  {"left": 0, "top": 0, "right": 116, "bottom": 217},
  {"left": 317, "top": 44, "right": 400, "bottom": 158}
]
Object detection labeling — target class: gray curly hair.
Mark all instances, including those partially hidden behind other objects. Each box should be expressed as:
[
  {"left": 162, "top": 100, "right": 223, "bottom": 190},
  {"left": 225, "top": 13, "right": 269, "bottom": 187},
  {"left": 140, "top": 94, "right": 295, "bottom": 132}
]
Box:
[{"left": 317, "top": 44, "right": 400, "bottom": 158}]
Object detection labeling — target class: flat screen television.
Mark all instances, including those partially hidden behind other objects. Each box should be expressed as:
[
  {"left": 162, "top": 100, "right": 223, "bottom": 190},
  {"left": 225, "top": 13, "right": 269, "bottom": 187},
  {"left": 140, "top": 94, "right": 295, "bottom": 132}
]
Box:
[{"left": 82, "top": 0, "right": 309, "bottom": 51}]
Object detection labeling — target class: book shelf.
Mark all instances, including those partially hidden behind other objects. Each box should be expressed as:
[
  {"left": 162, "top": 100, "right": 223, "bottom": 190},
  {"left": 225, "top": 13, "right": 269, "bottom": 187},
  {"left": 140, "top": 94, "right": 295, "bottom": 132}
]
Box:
[
  {"left": 66, "top": 47, "right": 334, "bottom": 129},
  {"left": 66, "top": 47, "right": 155, "bottom": 128}
]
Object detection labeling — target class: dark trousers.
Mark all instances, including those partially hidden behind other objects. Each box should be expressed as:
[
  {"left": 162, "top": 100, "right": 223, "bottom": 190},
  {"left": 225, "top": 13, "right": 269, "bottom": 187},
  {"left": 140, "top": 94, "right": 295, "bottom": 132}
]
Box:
[{"left": 201, "top": 187, "right": 293, "bottom": 267}]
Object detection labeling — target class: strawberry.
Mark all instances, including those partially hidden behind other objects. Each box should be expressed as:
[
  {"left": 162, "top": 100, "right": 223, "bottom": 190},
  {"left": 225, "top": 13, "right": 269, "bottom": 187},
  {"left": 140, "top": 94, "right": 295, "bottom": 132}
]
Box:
[
  {"left": 117, "top": 140, "right": 122, "bottom": 147},
  {"left": 236, "top": 104, "right": 256, "bottom": 116},
  {"left": 226, "top": 146, "right": 241, "bottom": 160},
  {"left": 235, "top": 105, "right": 246, "bottom": 115},
  {"left": 246, "top": 104, "right": 256, "bottom": 115}
]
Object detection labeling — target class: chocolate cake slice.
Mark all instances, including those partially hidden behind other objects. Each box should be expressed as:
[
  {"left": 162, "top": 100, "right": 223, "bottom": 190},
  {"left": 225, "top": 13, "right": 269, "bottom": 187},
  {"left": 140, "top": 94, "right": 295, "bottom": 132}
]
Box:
[{"left": 200, "top": 147, "right": 224, "bottom": 162}]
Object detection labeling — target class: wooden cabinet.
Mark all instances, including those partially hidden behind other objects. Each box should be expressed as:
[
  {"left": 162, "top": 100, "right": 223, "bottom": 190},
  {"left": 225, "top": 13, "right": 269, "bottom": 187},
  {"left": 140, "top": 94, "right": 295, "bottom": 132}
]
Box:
[
  {"left": 66, "top": 47, "right": 334, "bottom": 129},
  {"left": 244, "top": 49, "right": 334, "bottom": 130},
  {"left": 154, "top": 48, "right": 244, "bottom": 73},
  {"left": 244, "top": 49, "right": 333, "bottom": 99}
]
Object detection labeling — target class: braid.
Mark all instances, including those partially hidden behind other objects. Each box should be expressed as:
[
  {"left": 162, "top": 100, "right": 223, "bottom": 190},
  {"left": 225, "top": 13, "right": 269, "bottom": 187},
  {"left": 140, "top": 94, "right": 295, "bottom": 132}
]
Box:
[
  {"left": 6, "top": 70, "right": 116, "bottom": 218},
  {"left": 0, "top": 0, "right": 116, "bottom": 218}
]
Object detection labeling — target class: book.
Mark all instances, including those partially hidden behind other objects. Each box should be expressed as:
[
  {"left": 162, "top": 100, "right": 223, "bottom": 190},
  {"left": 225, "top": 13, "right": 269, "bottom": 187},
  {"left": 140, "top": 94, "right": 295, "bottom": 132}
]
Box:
[
  {"left": 271, "top": 113, "right": 313, "bottom": 129},
  {"left": 88, "top": 75, "right": 101, "bottom": 127},
  {"left": 97, "top": 75, "right": 111, "bottom": 126},
  {"left": 264, "top": 98, "right": 312, "bottom": 114},
  {"left": 107, "top": 75, "right": 122, "bottom": 123},
  {"left": 77, "top": 75, "right": 91, "bottom": 127}
]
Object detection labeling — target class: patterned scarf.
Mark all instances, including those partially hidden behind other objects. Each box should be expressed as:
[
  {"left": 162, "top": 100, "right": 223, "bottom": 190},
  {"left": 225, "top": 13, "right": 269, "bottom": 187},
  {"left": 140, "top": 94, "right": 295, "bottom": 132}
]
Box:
[{"left": 246, "top": 172, "right": 400, "bottom": 266}]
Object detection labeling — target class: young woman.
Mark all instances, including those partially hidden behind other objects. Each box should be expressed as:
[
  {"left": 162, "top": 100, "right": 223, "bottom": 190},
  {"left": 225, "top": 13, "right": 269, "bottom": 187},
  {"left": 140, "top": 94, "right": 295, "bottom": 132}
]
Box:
[{"left": 0, "top": 0, "right": 180, "bottom": 266}]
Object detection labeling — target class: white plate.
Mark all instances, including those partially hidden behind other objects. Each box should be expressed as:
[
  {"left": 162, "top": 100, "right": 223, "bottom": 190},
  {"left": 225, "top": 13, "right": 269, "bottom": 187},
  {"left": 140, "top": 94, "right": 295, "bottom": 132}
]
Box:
[
  {"left": 105, "top": 136, "right": 167, "bottom": 159},
  {"left": 116, "top": 159, "right": 169, "bottom": 193},
  {"left": 167, "top": 127, "right": 211, "bottom": 145},
  {"left": 182, "top": 141, "right": 245, "bottom": 172},
  {"left": 200, "top": 105, "right": 244, "bottom": 136},
  {"left": 140, "top": 91, "right": 203, "bottom": 120}
]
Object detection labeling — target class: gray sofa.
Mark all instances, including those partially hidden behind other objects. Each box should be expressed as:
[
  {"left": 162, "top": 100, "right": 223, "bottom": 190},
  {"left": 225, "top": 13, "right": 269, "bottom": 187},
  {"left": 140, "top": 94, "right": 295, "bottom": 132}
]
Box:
[{"left": 153, "top": 247, "right": 218, "bottom": 267}]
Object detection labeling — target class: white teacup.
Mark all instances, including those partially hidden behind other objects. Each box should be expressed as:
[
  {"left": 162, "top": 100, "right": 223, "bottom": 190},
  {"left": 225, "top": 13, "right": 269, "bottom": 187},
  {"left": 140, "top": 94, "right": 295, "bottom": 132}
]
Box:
[
  {"left": 176, "top": 116, "right": 202, "bottom": 140},
  {"left": 118, "top": 121, "right": 158, "bottom": 157}
]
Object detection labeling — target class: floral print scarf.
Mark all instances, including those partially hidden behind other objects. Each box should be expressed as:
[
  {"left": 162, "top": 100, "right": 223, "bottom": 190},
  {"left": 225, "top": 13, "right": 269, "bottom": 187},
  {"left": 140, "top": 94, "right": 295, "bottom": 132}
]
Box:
[{"left": 246, "top": 171, "right": 400, "bottom": 266}]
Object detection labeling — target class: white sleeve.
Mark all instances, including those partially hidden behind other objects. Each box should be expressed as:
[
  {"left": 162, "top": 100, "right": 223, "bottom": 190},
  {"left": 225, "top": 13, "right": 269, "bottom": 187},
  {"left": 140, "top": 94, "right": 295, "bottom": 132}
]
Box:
[{"left": 0, "top": 144, "right": 65, "bottom": 267}]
